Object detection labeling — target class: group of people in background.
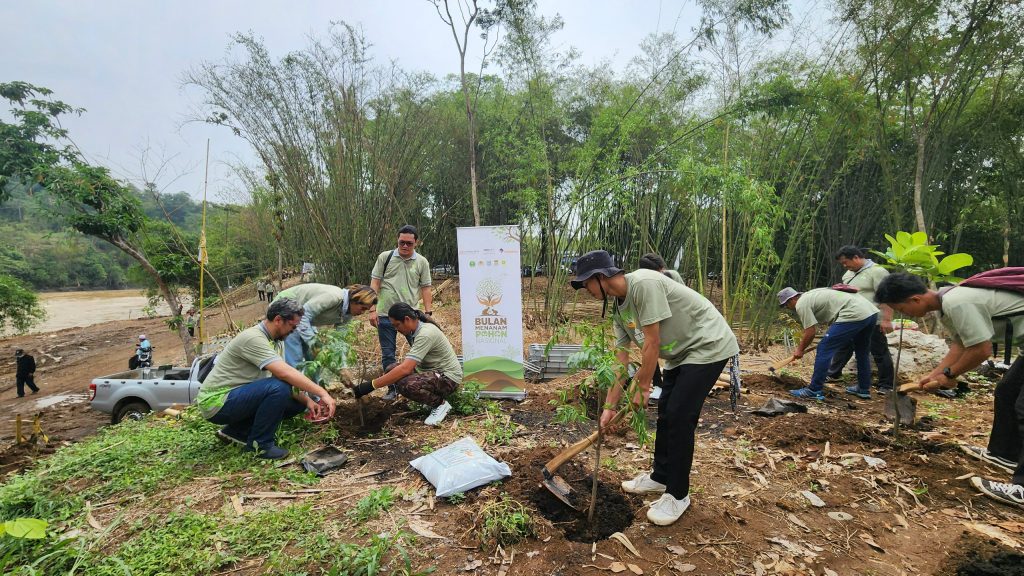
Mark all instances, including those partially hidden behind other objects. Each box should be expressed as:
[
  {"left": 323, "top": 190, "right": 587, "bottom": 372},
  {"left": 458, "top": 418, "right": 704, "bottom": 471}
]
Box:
[
  {"left": 775, "top": 245, "right": 1023, "bottom": 511},
  {"left": 196, "top": 225, "right": 460, "bottom": 460},
  {"left": 255, "top": 278, "right": 277, "bottom": 302}
]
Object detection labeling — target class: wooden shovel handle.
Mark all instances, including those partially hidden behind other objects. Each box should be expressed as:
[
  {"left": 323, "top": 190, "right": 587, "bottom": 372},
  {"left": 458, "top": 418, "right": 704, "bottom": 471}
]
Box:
[
  {"left": 898, "top": 380, "right": 940, "bottom": 394},
  {"left": 772, "top": 344, "right": 818, "bottom": 371},
  {"left": 543, "top": 409, "right": 628, "bottom": 473}
]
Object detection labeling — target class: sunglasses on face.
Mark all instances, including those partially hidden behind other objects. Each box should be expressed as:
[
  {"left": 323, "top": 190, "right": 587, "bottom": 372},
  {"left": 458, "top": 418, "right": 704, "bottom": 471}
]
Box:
[{"left": 398, "top": 240, "right": 415, "bottom": 247}]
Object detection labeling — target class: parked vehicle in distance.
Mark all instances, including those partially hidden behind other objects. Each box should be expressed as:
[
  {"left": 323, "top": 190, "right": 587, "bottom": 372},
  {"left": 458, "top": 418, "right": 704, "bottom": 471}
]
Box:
[
  {"left": 431, "top": 263, "right": 457, "bottom": 277},
  {"left": 90, "top": 355, "right": 216, "bottom": 424},
  {"left": 522, "top": 263, "right": 546, "bottom": 277}
]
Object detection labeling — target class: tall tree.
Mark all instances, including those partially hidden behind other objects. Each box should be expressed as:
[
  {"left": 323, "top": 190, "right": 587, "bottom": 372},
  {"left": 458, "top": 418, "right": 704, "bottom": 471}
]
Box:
[{"left": 432, "top": 0, "right": 503, "bottom": 226}]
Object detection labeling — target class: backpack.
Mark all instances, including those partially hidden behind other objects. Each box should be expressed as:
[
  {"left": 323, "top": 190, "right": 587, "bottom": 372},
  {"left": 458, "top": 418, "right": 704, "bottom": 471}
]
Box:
[
  {"left": 940, "top": 267, "right": 1024, "bottom": 363},
  {"left": 197, "top": 353, "right": 218, "bottom": 383}
]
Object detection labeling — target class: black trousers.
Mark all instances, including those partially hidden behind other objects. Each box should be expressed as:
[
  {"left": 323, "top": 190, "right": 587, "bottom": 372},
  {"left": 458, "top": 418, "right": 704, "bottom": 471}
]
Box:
[
  {"left": 827, "top": 325, "right": 894, "bottom": 389},
  {"left": 649, "top": 359, "right": 728, "bottom": 499},
  {"left": 987, "top": 354, "right": 1024, "bottom": 485},
  {"left": 16, "top": 375, "right": 39, "bottom": 396}
]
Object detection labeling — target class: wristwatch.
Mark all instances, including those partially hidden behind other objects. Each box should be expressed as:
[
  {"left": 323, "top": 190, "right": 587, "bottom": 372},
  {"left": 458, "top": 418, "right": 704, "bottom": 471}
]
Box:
[{"left": 942, "top": 367, "right": 955, "bottom": 379}]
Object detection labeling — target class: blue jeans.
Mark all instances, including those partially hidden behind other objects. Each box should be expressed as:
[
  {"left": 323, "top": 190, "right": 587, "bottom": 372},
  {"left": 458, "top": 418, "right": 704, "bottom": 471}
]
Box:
[
  {"left": 207, "top": 377, "right": 306, "bottom": 450},
  {"left": 377, "top": 316, "right": 414, "bottom": 372},
  {"left": 283, "top": 331, "right": 308, "bottom": 368},
  {"left": 809, "top": 314, "right": 877, "bottom": 393}
]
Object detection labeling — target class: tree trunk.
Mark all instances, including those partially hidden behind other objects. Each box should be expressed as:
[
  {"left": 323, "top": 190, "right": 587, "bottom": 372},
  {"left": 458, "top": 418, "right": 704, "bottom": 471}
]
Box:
[
  {"left": 913, "top": 130, "right": 928, "bottom": 236},
  {"left": 111, "top": 238, "right": 195, "bottom": 363}
]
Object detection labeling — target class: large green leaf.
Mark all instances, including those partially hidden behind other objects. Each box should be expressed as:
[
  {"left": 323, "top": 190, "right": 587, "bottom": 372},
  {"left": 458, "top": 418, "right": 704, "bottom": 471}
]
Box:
[
  {"left": 3, "top": 518, "right": 48, "bottom": 539},
  {"left": 896, "top": 231, "right": 914, "bottom": 248},
  {"left": 937, "top": 253, "right": 974, "bottom": 275},
  {"left": 910, "top": 231, "right": 928, "bottom": 246}
]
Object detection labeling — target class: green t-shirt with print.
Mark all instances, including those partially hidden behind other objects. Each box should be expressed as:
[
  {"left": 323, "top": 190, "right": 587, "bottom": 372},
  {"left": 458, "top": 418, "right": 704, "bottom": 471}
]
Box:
[
  {"left": 939, "top": 286, "right": 1024, "bottom": 348},
  {"left": 795, "top": 288, "right": 877, "bottom": 329},
  {"left": 612, "top": 269, "right": 738, "bottom": 368},
  {"left": 371, "top": 250, "right": 431, "bottom": 317},
  {"left": 405, "top": 322, "right": 463, "bottom": 384},
  {"left": 197, "top": 324, "right": 283, "bottom": 418},
  {"left": 842, "top": 261, "right": 888, "bottom": 318}
]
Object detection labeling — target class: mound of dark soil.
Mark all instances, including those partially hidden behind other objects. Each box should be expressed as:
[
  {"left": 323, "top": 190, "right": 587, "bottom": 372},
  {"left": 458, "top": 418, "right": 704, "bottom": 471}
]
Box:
[
  {"left": 742, "top": 373, "right": 808, "bottom": 391},
  {"left": 938, "top": 533, "right": 1024, "bottom": 576},
  {"left": 531, "top": 480, "right": 637, "bottom": 542}
]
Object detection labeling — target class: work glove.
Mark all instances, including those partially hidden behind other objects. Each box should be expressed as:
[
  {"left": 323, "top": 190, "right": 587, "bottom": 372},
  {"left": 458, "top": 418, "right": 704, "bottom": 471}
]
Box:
[{"left": 353, "top": 381, "right": 375, "bottom": 399}]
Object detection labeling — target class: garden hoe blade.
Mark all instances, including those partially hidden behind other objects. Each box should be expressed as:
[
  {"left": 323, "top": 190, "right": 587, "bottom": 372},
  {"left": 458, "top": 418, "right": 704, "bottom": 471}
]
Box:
[{"left": 540, "top": 410, "right": 627, "bottom": 511}]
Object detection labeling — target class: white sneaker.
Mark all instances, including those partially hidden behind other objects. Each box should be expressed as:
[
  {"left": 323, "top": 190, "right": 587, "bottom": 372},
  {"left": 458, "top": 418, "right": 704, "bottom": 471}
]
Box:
[
  {"left": 424, "top": 401, "right": 452, "bottom": 426},
  {"left": 647, "top": 493, "right": 691, "bottom": 526},
  {"left": 621, "top": 473, "right": 667, "bottom": 494}
]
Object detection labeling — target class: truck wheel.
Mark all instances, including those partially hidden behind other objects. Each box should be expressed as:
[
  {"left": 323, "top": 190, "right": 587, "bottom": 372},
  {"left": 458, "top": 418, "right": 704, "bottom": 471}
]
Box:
[{"left": 114, "top": 401, "right": 150, "bottom": 424}]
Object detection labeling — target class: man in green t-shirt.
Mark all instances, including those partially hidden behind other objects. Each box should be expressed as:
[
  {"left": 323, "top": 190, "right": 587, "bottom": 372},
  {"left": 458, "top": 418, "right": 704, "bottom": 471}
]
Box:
[
  {"left": 777, "top": 286, "right": 879, "bottom": 400},
  {"left": 369, "top": 225, "right": 433, "bottom": 398},
  {"left": 274, "top": 283, "right": 377, "bottom": 369},
  {"left": 876, "top": 272, "right": 1024, "bottom": 510},
  {"left": 825, "top": 246, "right": 895, "bottom": 390},
  {"left": 196, "top": 298, "right": 337, "bottom": 459},
  {"left": 571, "top": 250, "right": 738, "bottom": 527}
]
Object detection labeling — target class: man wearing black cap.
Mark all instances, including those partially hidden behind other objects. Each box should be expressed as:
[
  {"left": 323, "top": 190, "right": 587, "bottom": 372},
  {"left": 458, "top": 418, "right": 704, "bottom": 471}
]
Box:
[
  {"left": 15, "top": 349, "right": 39, "bottom": 397},
  {"left": 571, "top": 250, "right": 739, "bottom": 526}
]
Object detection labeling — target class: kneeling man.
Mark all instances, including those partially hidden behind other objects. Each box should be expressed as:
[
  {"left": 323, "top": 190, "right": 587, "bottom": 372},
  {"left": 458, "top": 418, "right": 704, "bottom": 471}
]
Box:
[{"left": 197, "top": 298, "right": 337, "bottom": 459}]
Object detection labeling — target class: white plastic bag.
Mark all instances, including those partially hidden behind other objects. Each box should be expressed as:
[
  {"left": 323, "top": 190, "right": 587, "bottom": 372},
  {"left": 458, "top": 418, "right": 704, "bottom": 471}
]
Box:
[{"left": 410, "top": 436, "right": 511, "bottom": 497}]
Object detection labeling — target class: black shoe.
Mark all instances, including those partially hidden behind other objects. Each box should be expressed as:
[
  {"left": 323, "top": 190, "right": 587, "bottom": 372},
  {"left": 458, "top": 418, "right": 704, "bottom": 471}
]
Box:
[
  {"left": 960, "top": 445, "right": 1017, "bottom": 474},
  {"left": 244, "top": 443, "right": 289, "bottom": 460},
  {"left": 971, "top": 477, "right": 1024, "bottom": 509},
  {"left": 825, "top": 375, "right": 843, "bottom": 383}
]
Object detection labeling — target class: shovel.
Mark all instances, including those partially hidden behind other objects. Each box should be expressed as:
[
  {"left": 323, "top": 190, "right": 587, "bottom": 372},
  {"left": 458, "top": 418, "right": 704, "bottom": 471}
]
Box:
[
  {"left": 769, "top": 344, "right": 817, "bottom": 374},
  {"left": 541, "top": 408, "right": 628, "bottom": 510}
]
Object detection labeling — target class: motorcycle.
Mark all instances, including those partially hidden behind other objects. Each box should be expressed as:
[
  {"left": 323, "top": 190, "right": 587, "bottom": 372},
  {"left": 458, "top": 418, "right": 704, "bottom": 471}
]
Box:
[{"left": 128, "top": 345, "right": 154, "bottom": 370}]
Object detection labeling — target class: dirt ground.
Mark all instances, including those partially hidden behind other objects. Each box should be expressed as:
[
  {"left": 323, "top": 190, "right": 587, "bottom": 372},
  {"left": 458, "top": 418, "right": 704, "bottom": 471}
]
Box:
[{"left": 4, "top": 278, "right": 1024, "bottom": 575}]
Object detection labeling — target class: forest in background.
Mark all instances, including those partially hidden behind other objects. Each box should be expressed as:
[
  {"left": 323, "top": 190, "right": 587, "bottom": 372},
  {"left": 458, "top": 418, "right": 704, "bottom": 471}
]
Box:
[{"left": 3, "top": 0, "right": 1023, "bottom": 343}]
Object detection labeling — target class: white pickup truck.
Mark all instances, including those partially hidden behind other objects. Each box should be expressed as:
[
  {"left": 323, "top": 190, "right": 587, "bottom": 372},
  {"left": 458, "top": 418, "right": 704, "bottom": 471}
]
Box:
[{"left": 89, "top": 355, "right": 216, "bottom": 423}]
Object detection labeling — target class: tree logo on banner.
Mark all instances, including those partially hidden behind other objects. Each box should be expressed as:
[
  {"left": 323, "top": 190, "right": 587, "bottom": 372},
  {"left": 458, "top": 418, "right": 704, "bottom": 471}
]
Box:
[
  {"left": 476, "top": 278, "right": 503, "bottom": 315},
  {"left": 475, "top": 277, "right": 507, "bottom": 341}
]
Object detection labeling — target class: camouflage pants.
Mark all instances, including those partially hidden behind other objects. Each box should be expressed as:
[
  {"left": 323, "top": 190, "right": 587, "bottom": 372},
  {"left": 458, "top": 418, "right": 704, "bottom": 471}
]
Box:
[{"left": 386, "top": 364, "right": 458, "bottom": 408}]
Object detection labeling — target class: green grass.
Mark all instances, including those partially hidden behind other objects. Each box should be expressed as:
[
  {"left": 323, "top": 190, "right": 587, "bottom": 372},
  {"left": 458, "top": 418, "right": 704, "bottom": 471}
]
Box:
[
  {"left": 348, "top": 487, "right": 397, "bottom": 524},
  {"left": 0, "top": 410, "right": 434, "bottom": 575},
  {"left": 477, "top": 497, "right": 533, "bottom": 547}
]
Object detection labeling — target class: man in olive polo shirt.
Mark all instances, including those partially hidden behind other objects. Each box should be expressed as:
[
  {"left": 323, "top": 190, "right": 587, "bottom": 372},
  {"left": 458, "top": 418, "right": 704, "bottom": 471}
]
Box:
[
  {"left": 197, "top": 298, "right": 337, "bottom": 459},
  {"left": 571, "top": 250, "right": 739, "bottom": 527},
  {"left": 369, "top": 225, "right": 433, "bottom": 398},
  {"left": 876, "top": 272, "right": 1024, "bottom": 510},
  {"left": 778, "top": 286, "right": 879, "bottom": 400},
  {"left": 825, "top": 246, "right": 895, "bottom": 390}
]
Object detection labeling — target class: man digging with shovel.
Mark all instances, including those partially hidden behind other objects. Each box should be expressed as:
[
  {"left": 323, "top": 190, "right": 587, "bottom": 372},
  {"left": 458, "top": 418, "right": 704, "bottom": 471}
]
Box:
[
  {"left": 875, "top": 271, "right": 1024, "bottom": 509},
  {"left": 777, "top": 286, "right": 879, "bottom": 400},
  {"left": 570, "top": 250, "right": 739, "bottom": 526}
]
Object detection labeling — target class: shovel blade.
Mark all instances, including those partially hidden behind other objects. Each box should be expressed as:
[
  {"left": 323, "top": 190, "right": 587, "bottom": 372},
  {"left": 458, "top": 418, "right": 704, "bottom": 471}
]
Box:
[
  {"left": 885, "top": 393, "right": 917, "bottom": 426},
  {"left": 541, "top": 467, "right": 578, "bottom": 510}
]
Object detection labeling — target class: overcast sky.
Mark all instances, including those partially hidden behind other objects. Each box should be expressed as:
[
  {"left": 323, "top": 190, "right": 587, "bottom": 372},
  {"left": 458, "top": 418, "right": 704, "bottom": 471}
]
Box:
[{"left": 1, "top": 1, "right": 820, "bottom": 202}]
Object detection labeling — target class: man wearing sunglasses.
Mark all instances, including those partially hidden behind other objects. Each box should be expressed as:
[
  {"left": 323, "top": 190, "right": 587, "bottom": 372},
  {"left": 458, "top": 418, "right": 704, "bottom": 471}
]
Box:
[{"left": 369, "top": 225, "right": 433, "bottom": 399}]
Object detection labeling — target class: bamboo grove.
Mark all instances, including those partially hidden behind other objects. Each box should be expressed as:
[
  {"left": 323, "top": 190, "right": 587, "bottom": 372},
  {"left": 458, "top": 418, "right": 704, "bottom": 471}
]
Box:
[{"left": 184, "top": 0, "right": 1024, "bottom": 345}]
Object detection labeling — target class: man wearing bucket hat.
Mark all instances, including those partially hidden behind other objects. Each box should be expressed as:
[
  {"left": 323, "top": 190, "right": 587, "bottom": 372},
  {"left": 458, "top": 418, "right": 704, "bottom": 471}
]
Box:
[
  {"left": 571, "top": 249, "right": 739, "bottom": 526},
  {"left": 777, "top": 286, "right": 878, "bottom": 400},
  {"left": 273, "top": 283, "right": 378, "bottom": 370}
]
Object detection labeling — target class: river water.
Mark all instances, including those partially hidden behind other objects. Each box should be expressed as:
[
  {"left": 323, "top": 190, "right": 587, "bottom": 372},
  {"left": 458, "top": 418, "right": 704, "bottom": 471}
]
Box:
[{"left": 29, "top": 289, "right": 173, "bottom": 333}]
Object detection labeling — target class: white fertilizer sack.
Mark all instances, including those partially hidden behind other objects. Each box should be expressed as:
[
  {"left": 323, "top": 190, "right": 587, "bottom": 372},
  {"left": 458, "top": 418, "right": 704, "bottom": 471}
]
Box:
[{"left": 410, "top": 436, "right": 511, "bottom": 497}]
